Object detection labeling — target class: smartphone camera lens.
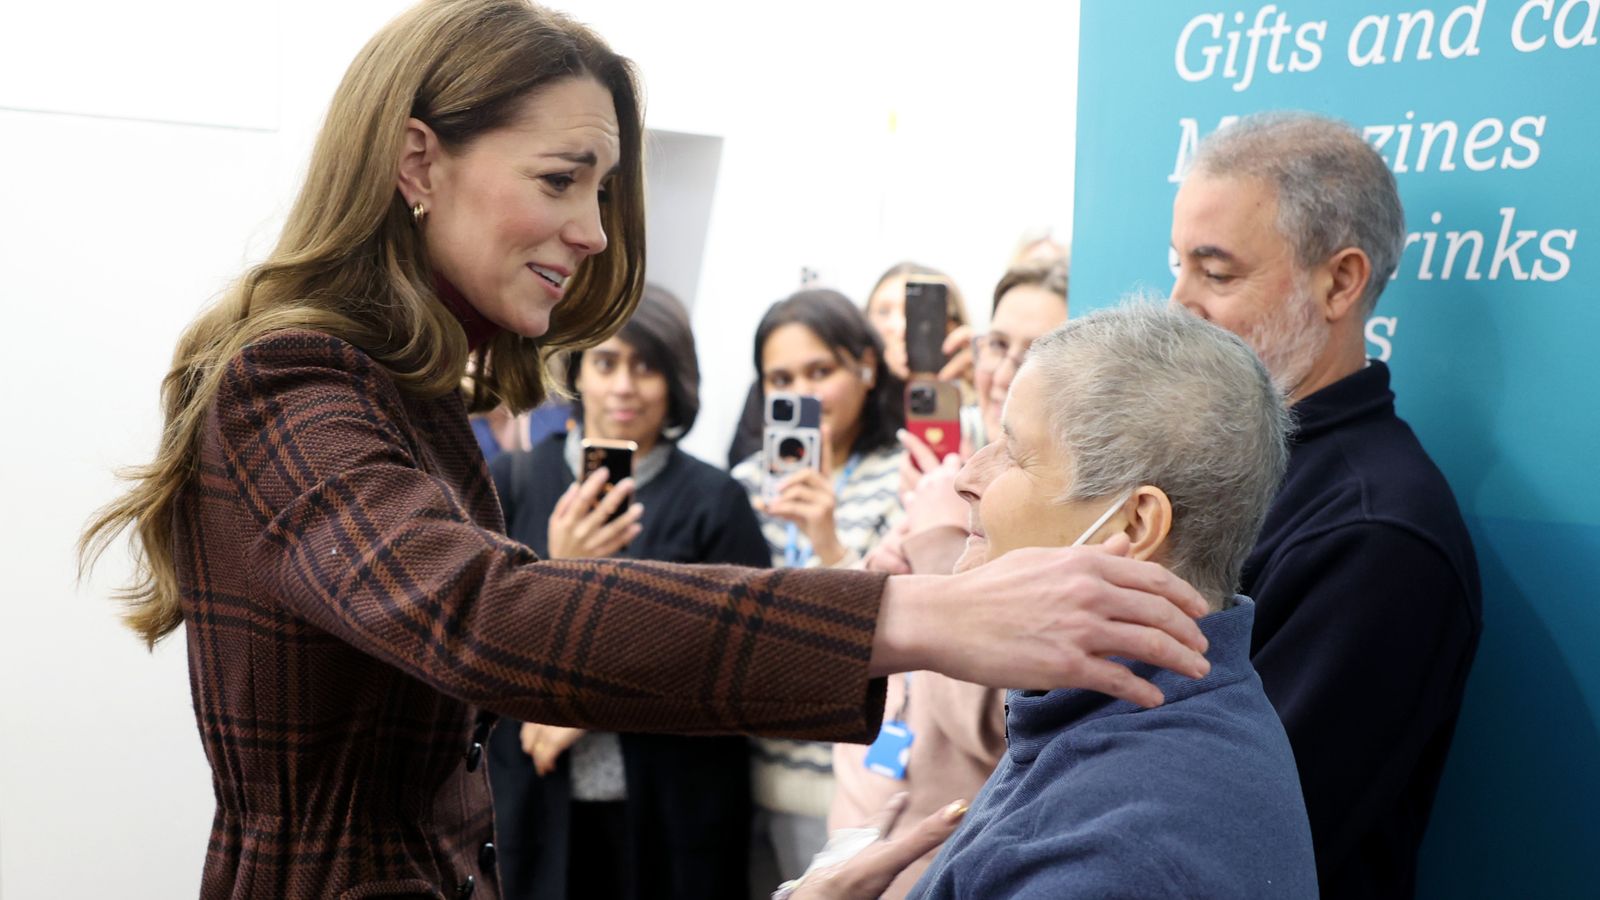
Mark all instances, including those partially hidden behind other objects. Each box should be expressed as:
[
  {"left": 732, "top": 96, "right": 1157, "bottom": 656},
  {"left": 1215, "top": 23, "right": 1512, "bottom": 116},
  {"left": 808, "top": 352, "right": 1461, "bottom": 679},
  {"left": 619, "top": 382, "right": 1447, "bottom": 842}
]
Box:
[
  {"left": 772, "top": 398, "right": 795, "bottom": 423},
  {"left": 778, "top": 436, "right": 808, "bottom": 463},
  {"left": 908, "top": 385, "right": 936, "bottom": 415}
]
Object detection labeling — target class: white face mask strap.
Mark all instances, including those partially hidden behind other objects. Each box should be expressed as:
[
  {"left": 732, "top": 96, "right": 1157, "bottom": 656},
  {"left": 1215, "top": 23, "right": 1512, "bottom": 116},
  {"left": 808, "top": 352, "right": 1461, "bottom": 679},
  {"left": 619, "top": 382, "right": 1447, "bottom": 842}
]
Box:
[{"left": 1070, "top": 489, "right": 1136, "bottom": 547}]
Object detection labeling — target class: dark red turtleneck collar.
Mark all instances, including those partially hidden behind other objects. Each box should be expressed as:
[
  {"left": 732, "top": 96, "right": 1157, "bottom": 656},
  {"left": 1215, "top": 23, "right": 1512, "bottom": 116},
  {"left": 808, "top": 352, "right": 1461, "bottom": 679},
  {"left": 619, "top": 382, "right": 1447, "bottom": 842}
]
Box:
[{"left": 434, "top": 276, "right": 500, "bottom": 352}]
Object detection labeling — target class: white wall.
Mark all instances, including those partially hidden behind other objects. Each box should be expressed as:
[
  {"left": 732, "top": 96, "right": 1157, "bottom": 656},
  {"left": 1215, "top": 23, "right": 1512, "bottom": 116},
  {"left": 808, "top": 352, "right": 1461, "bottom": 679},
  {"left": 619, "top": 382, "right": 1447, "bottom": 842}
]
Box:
[
  {"left": 578, "top": 0, "right": 1082, "bottom": 464},
  {"left": 642, "top": 129, "right": 724, "bottom": 312},
  {"left": 0, "top": 2, "right": 1077, "bottom": 896}
]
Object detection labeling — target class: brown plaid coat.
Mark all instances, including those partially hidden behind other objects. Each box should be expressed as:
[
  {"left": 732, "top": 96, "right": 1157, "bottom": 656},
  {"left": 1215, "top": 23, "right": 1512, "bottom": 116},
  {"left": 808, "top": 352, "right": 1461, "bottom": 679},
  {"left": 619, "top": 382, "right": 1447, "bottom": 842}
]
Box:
[{"left": 175, "top": 330, "right": 888, "bottom": 899}]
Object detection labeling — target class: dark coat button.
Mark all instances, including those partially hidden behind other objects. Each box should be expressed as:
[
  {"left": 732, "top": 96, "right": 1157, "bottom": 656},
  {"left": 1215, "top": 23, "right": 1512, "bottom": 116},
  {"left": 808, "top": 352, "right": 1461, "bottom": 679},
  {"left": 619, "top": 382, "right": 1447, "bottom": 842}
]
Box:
[
  {"left": 479, "top": 841, "right": 496, "bottom": 872},
  {"left": 465, "top": 741, "right": 484, "bottom": 772},
  {"left": 456, "top": 874, "right": 475, "bottom": 898},
  {"left": 473, "top": 711, "right": 497, "bottom": 743}
]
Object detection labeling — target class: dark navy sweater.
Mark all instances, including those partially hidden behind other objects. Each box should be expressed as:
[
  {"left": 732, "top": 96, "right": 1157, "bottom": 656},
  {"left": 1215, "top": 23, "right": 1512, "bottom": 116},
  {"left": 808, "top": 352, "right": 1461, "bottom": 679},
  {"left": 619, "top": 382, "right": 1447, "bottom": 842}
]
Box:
[
  {"left": 1243, "top": 361, "right": 1481, "bottom": 898},
  {"left": 485, "top": 437, "right": 771, "bottom": 900},
  {"left": 911, "top": 598, "right": 1318, "bottom": 899}
]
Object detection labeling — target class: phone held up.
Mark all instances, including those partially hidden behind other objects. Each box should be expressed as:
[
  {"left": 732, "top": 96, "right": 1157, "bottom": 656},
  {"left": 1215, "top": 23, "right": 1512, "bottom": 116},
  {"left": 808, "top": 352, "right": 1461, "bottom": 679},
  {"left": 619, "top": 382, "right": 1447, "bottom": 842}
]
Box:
[
  {"left": 763, "top": 392, "right": 823, "bottom": 499},
  {"left": 580, "top": 438, "right": 636, "bottom": 519},
  {"left": 904, "top": 277, "right": 951, "bottom": 376},
  {"left": 903, "top": 276, "right": 962, "bottom": 461},
  {"left": 905, "top": 379, "right": 961, "bottom": 460}
]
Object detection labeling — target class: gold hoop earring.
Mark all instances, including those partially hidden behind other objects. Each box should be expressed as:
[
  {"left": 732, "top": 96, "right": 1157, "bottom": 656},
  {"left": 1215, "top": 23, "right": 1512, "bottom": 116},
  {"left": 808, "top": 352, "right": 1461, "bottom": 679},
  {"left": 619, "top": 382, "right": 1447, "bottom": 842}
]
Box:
[{"left": 412, "top": 202, "right": 427, "bottom": 226}]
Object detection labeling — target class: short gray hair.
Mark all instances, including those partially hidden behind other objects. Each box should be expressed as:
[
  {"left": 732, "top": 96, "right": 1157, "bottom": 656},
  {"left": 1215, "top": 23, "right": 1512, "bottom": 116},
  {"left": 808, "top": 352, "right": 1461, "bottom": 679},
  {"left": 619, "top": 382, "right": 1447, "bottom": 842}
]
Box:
[
  {"left": 1192, "top": 111, "right": 1404, "bottom": 313},
  {"left": 1025, "top": 302, "right": 1290, "bottom": 605}
]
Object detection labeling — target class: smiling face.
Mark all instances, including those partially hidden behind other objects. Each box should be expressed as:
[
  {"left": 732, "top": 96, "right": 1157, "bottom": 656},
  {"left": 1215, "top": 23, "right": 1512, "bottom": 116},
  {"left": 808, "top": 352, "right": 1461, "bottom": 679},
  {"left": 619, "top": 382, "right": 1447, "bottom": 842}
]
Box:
[
  {"left": 760, "top": 322, "right": 872, "bottom": 454},
  {"left": 953, "top": 364, "right": 1129, "bottom": 570},
  {"left": 411, "top": 76, "right": 620, "bottom": 339},
  {"left": 575, "top": 335, "right": 669, "bottom": 456},
  {"left": 975, "top": 284, "right": 1068, "bottom": 443},
  {"left": 1169, "top": 172, "right": 1329, "bottom": 395}
]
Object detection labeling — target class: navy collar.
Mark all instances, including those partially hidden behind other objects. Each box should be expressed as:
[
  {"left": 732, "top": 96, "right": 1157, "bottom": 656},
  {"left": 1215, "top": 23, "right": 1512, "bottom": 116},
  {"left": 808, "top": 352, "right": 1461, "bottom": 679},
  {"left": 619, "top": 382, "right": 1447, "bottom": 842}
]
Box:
[
  {"left": 1004, "top": 597, "right": 1258, "bottom": 764},
  {"left": 1291, "top": 360, "right": 1395, "bottom": 443}
]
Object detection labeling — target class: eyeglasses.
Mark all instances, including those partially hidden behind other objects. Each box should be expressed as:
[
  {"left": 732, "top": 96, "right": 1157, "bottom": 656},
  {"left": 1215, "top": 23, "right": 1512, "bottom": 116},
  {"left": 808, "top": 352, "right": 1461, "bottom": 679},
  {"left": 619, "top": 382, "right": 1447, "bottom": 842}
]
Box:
[{"left": 973, "top": 333, "right": 1032, "bottom": 373}]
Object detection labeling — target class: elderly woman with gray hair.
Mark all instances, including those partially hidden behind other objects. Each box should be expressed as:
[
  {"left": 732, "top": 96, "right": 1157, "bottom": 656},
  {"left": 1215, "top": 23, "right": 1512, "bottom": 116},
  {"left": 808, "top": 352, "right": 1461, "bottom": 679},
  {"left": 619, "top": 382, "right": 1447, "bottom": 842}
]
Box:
[{"left": 787, "top": 303, "right": 1318, "bottom": 899}]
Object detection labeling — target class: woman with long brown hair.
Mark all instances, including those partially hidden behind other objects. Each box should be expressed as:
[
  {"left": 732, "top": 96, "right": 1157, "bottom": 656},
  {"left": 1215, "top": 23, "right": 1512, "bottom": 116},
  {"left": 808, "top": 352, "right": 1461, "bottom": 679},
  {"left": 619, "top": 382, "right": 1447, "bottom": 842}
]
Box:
[{"left": 79, "top": 2, "right": 1213, "bottom": 896}]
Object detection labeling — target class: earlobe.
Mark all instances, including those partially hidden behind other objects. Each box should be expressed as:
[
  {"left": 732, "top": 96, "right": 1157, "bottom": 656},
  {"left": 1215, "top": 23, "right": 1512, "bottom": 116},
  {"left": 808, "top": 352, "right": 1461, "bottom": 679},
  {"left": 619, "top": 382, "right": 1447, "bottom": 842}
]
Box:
[
  {"left": 853, "top": 348, "right": 879, "bottom": 387},
  {"left": 1122, "top": 486, "right": 1172, "bottom": 562}
]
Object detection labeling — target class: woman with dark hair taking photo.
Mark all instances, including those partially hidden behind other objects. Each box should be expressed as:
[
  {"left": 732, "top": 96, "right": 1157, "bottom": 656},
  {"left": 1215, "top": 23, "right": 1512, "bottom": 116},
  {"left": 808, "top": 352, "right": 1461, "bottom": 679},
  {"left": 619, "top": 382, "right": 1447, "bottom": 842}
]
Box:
[
  {"left": 78, "top": 2, "right": 1213, "bottom": 897},
  {"left": 733, "top": 289, "right": 906, "bottom": 569},
  {"left": 486, "top": 285, "right": 766, "bottom": 900},
  {"left": 725, "top": 263, "right": 972, "bottom": 468},
  {"left": 730, "top": 289, "right": 909, "bottom": 884}
]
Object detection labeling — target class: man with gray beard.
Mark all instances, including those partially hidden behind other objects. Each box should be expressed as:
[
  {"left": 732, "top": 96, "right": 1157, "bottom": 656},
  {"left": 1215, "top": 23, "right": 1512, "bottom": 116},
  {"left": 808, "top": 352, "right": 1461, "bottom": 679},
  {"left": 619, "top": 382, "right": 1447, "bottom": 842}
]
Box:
[{"left": 1170, "top": 112, "right": 1481, "bottom": 899}]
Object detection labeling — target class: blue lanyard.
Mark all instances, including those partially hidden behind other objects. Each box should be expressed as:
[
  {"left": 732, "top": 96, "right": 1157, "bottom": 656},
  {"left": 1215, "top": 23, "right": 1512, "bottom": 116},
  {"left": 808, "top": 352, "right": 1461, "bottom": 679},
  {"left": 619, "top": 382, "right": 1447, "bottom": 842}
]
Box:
[{"left": 782, "top": 454, "right": 860, "bottom": 567}]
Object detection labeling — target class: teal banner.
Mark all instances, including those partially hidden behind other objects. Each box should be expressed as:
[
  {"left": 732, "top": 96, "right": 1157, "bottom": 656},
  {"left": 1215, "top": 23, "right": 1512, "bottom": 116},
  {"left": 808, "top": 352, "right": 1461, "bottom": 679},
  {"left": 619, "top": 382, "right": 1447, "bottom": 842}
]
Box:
[{"left": 1073, "top": 2, "right": 1599, "bottom": 895}]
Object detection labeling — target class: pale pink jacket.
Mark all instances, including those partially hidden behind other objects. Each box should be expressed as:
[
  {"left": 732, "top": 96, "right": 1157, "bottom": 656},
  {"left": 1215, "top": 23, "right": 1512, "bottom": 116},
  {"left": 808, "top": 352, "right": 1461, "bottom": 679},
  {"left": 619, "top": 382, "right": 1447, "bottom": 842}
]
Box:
[{"left": 829, "top": 526, "right": 1007, "bottom": 898}]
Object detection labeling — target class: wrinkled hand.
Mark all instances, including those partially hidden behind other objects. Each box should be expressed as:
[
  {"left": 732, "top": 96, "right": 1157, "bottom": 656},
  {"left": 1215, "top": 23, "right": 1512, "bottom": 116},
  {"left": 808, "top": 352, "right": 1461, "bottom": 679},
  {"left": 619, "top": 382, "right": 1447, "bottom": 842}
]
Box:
[
  {"left": 546, "top": 466, "right": 643, "bottom": 560},
  {"left": 874, "top": 533, "right": 1213, "bottom": 708},
  {"left": 520, "top": 722, "right": 585, "bottom": 776},
  {"left": 789, "top": 794, "right": 968, "bottom": 900}
]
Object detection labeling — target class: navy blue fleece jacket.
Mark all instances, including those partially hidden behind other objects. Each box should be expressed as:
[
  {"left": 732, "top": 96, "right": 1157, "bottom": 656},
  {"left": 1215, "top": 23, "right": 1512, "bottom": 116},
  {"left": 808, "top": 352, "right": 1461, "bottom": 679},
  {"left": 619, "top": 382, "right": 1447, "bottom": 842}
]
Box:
[
  {"left": 1245, "top": 361, "right": 1481, "bottom": 898},
  {"left": 911, "top": 598, "right": 1318, "bottom": 899}
]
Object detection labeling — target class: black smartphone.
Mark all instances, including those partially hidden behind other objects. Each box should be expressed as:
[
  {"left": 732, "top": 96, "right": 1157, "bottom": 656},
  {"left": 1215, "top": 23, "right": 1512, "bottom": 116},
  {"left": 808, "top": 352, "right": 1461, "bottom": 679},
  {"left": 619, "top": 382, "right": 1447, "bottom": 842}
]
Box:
[
  {"left": 904, "top": 278, "right": 950, "bottom": 376},
  {"left": 580, "top": 438, "right": 636, "bottom": 519}
]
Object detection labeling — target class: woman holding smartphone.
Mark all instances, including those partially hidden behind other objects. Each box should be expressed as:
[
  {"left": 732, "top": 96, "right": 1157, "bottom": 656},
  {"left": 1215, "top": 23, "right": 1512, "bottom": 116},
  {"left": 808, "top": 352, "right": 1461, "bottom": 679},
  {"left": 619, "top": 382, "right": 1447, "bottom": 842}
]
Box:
[
  {"left": 730, "top": 289, "right": 909, "bottom": 885},
  {"left": 78, "top": 3, "right": 1213, "bottom": 896},
  {"left": 485, "top": 285, "right": 765, "bottom": 900},
  {"left": 733, "top": 289, "right": 907, "bottom": 573},
  {"left": 725, "top": 263, "right": 971, "bottom": 467},
  {"left": 861, "top": 261, "right": 973, "bottom": 384}
]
